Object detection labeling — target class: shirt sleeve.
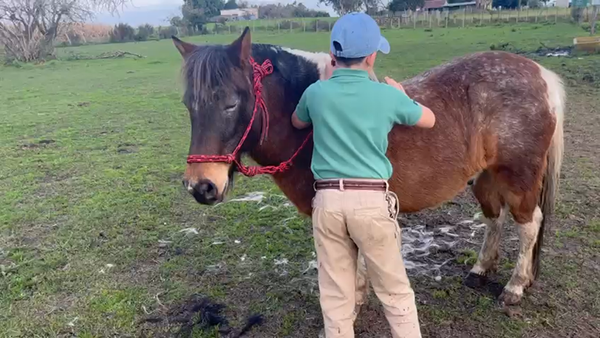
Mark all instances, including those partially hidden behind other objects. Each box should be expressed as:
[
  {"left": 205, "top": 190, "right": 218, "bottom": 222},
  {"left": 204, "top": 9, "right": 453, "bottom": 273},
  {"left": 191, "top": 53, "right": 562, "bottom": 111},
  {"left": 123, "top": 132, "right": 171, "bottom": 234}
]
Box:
[
  {"left": 295, "top": 86, "right": 312, "bottom": 123},
  {"left": 393, "top": 91, "right": 423, "bottom": 126}
]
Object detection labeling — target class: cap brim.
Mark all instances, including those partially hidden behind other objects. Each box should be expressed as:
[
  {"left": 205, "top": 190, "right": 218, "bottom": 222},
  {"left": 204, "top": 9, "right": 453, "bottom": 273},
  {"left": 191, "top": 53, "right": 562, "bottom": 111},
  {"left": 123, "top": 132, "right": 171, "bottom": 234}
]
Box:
[{"left": 378, "top": 36, "right": 390, "bottom": 54}]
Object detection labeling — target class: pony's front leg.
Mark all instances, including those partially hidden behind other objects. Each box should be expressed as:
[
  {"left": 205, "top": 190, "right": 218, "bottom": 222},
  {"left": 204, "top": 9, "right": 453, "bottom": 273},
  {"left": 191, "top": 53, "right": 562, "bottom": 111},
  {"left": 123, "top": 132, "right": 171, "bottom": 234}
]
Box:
[{"left": 466, "top": 208, "right": 508, "bottom": 287}]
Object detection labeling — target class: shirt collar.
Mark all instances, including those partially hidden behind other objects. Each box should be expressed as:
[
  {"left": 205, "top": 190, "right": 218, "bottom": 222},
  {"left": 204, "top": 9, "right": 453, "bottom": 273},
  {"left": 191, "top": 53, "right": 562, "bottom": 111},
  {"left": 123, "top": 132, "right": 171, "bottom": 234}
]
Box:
[{"left": 331, "top": 68, "right": 370, "bottom": 79}]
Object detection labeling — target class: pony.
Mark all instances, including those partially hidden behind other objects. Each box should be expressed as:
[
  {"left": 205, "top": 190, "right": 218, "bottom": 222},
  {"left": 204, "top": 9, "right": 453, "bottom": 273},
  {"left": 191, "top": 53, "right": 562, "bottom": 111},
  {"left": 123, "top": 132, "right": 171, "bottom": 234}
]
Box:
[{"left": 172, "top": 28, "right": 565, "bottom": 308}]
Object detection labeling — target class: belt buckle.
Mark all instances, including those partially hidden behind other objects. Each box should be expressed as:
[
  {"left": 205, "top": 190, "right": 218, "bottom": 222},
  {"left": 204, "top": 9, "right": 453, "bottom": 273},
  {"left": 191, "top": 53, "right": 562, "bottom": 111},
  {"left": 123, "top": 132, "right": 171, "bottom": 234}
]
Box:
[{"left": 338, "top": 179, "right": 344, "bottom": 191}]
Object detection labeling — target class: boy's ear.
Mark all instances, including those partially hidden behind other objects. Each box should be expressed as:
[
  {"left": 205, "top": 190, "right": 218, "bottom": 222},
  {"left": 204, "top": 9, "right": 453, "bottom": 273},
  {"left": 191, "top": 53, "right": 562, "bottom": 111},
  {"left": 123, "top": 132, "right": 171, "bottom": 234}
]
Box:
[{"left": 365, "top": 52, "right": 378, "bottom": 67}]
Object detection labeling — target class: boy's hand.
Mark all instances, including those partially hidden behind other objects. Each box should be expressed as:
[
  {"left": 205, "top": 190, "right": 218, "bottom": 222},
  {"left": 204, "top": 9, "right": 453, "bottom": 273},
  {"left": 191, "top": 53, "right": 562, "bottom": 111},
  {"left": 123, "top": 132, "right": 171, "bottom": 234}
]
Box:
[{"left": 384, "top": 77, "right": 405, "bottom": 93}]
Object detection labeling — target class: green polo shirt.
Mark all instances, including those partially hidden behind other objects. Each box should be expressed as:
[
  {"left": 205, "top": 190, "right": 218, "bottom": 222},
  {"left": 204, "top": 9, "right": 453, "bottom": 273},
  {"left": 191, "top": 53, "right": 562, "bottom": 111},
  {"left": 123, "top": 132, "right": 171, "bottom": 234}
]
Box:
[{"left": 295, "top": 68, "right": 423, "bottom": 180}]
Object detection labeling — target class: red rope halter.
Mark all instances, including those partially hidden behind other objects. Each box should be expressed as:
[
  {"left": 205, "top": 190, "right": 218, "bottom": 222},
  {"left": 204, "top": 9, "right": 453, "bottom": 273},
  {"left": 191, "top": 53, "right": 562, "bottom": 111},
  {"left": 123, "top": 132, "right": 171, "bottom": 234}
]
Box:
[{"left": 186, "top": 57, "right": 313, "bottom": 177}]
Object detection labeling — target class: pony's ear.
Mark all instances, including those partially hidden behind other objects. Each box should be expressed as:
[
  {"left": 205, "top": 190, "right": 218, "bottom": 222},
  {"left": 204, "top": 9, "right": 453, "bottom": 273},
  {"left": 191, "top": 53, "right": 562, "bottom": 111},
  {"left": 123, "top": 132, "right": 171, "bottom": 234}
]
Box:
[
  {"left": 227, "top": 27, "right": 251, "bottom": 67},
  {"left": 172, "top": 36, "right": 197, "bottom": 58}
]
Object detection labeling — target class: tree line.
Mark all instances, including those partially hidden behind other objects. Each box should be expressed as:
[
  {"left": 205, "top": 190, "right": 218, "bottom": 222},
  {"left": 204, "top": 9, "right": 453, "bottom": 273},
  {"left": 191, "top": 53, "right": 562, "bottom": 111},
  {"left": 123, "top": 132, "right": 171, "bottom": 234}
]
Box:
[{"left": 172, "top": 0, "right": 329, "bottom": 33}]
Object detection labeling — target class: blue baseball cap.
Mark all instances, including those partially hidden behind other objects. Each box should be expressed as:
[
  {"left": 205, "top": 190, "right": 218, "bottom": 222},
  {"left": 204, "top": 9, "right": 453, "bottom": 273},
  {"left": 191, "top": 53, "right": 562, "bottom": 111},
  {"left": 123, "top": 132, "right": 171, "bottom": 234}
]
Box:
[{"left": 330, "top": 12, "right": 390, "bottom": 58}]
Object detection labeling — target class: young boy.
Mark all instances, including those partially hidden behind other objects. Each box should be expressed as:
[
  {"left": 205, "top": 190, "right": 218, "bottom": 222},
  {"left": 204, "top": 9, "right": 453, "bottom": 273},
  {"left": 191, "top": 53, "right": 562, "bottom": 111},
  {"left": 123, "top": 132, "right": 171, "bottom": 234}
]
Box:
[{"left": 291, "top": 12, "right": 436, "bottom": 338}]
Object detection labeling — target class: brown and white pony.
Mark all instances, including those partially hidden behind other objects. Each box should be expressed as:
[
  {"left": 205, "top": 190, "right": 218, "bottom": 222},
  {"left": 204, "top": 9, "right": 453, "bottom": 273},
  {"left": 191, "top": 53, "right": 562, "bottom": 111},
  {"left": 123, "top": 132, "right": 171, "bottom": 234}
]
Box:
[{"left": 172, "top": 28, "right": 565, "bottom": 307}]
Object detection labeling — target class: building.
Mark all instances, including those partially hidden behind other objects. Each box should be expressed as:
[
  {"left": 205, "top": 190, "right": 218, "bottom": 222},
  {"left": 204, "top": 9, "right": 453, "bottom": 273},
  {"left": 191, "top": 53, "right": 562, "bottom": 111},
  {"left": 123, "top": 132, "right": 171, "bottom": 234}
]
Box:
[
  {"left": 423, "top": 0, "right": 477, "bottom": 10},
  {"left": 220, "top": 8, "right": 259, "bottom": 21},
  {"left": 554, "top": 0, "right": 570, "bottom": 7}
]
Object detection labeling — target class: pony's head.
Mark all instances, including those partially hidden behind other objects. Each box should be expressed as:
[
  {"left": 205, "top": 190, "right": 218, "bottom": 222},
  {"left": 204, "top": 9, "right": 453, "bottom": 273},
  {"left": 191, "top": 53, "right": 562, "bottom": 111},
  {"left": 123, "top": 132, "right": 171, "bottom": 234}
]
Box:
[{"left": 173, "top": 28, "right": 258, "bottom": 205}]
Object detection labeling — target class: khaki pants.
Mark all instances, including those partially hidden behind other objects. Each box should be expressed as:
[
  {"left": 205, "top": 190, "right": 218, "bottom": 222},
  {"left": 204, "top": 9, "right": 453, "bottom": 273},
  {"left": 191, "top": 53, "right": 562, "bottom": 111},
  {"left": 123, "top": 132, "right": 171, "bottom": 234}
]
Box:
[{"left": 312, "top": 186, "right": 421, "bottom": 338}]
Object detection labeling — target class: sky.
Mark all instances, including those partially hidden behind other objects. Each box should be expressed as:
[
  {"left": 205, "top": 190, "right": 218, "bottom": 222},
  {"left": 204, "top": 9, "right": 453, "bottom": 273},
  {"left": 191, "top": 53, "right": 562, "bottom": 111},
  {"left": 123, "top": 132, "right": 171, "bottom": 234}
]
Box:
[{"left": 94, "top": 0, "right": 337, "bottom": 26}]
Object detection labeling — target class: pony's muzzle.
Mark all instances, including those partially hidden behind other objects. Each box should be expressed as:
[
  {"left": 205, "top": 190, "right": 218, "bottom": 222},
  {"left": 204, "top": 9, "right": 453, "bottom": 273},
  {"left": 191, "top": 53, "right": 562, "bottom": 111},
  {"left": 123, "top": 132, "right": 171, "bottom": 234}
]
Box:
[
  {"left": 184, "top": 178, "right": 218, "bottom": 204},
  {"left": 183, "top": 162, "right": 231, "bottom": 204}
]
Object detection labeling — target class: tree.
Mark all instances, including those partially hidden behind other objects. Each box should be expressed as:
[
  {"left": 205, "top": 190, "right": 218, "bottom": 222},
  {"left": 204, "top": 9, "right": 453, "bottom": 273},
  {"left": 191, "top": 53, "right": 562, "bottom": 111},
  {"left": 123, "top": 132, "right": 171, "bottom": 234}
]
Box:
[
  {"left": 591, "top": 5, "right": 598, "bottom": 35},
  {"left": 181, "top": 0, "right": 224, "bottom": 32},
  {"left": 0, "top": 0, "right": 127, "bottom": 62},
  {"left": 223, "top": 0, "right": 238, "bottom": 10},
  {"left": 318, "top": 0, "right": 365, "bottom": 15},
  {"left": 169, "top": 16, "right": 185, "bottom": 28},
  {"left": 388, "top": 0, "right": 424, "bottom": 12},
  {"left": 135, "top": 24, "right": 154, "bottom": 41}
]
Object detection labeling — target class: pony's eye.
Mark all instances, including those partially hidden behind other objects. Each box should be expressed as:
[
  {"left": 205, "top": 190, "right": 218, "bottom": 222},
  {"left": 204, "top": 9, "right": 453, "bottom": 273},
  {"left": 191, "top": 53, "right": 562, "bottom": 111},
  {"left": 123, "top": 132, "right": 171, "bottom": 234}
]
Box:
[{"left": 224, "top": 101, "right": 238, "bottom": 111}]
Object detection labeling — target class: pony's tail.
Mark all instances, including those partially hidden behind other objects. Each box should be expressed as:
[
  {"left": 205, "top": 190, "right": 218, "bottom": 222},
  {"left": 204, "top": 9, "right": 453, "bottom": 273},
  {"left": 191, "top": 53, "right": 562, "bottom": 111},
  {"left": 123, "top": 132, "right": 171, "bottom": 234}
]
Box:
[{"left": 533, "top": 65, "right": 566, "bottom": 279}]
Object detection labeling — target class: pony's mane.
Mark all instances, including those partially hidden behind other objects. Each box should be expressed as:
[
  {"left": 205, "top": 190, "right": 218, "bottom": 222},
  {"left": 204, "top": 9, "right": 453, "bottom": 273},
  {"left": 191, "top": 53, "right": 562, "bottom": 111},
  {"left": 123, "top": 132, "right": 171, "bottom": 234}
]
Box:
[
  {"left": 182, "top": 43, "right": 329, "bottom": 110},
  {"left": 183, "top": 45, "right": 237, "bottom": 109}
]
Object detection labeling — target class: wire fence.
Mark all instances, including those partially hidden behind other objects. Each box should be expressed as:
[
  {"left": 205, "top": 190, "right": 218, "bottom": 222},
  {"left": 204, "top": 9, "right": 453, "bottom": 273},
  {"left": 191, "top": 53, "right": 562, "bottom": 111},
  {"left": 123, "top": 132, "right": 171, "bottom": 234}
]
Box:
[{"left": 206, "top": 7, "right": 594, "bottom": 35}]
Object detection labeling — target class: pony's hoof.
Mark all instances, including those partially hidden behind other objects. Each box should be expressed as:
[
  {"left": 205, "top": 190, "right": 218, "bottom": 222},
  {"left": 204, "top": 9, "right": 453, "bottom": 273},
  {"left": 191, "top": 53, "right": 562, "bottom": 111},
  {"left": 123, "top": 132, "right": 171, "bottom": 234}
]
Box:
[
  {"left": 464, "top": 272, "right": 487, "bottom": 289},
  {"left": 499, "top": 289, "right": 522, "bottom": 306}
]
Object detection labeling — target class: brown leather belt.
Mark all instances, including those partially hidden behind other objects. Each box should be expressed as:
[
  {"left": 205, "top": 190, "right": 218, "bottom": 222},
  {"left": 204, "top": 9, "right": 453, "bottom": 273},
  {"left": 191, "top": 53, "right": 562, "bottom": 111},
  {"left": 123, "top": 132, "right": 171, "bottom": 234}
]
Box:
[{"left": 314, "top": 180, "right": 388, "bottom": 191}]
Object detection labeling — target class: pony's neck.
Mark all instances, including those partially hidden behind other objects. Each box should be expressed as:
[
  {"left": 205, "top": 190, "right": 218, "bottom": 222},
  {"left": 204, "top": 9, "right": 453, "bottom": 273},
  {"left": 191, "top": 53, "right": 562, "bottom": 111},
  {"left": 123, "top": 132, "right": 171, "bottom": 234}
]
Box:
[{"left": 249, "top": 45, "right": 329, "bottom": 167}]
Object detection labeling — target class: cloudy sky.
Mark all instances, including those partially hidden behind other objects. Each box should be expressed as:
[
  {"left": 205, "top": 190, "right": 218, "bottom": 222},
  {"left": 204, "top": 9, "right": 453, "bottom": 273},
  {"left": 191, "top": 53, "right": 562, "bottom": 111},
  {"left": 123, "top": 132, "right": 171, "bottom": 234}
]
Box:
[{"left": 94, "top": 0, "right": 336, "bottom": 26}]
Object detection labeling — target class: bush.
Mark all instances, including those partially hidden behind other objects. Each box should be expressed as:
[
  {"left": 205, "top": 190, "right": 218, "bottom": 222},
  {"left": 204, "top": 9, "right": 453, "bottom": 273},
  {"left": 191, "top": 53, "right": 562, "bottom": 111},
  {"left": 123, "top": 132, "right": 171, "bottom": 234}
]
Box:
[
  {"left": 110, "top": 23, "right": 135, "bottom": 43},
  {"left": 213, "top": 24, "right": 231, "bottom": 34},
  {"left": 159, "top": 26, "right": 178, "bottom": 39},
  {"left": 581, "top": 23, "right": 591, "bottom": 33},
  {"left": 306, "top": 20, "right": 331, "bottom": 32},
  {"left": 279, "top": 20, "right": 301, "bottom": 30},
  {"left": 135, "top": 24, "right": 155, "bottom": 41}
]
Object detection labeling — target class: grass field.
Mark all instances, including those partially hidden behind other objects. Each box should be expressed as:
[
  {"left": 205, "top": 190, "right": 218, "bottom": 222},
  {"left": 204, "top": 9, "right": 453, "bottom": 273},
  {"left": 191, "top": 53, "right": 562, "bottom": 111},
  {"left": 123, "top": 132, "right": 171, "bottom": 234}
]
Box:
[{"left": 1, "top": 23, "right": 600, "bottom": 337}]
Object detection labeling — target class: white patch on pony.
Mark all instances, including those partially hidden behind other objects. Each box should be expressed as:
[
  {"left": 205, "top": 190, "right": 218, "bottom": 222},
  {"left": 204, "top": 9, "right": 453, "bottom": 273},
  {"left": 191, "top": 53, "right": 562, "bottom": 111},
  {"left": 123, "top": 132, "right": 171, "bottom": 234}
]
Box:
[
  {"left": 281, "top": 48, "right": 331, "bottom": 80},
  {"left": 504, "top": 283, "right": 524, "bottom": 296}
]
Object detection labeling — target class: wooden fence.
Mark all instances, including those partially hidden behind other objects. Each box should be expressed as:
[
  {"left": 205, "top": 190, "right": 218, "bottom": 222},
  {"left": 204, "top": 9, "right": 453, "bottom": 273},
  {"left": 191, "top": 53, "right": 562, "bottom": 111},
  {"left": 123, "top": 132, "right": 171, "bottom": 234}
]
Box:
[{"left": 210, "top": 7, "right": 593, "bottom": 35}]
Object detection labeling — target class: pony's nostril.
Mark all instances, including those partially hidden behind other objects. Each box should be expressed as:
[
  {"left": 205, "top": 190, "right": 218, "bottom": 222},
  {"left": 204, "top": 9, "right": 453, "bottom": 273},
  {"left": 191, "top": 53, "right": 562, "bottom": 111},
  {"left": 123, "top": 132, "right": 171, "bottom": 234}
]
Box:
[
  {"left": 202, "top": 182, "right": 217, "bottom": 199},
  {"left": 197, "top": 180, "right": 218, "bottom": 200}
]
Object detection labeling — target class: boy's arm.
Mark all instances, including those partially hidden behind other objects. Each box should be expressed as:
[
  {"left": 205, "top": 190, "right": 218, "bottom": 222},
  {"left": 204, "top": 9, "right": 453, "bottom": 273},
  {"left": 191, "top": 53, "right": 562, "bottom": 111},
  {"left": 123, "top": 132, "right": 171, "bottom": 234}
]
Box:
[
  {"left": 291, "top": 87, "right": 312, "bottom": 130},
  {"left": 292, "top": 112, "right": 311, "bottom": 129},
  {"left": 385, "top": 77, "right": 436, "bottom": 128}
]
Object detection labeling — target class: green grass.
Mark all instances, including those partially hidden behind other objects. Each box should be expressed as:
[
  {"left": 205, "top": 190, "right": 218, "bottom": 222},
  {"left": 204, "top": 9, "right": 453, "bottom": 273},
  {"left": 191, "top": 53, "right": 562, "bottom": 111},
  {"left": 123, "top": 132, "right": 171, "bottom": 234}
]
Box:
[{"left": 1, "top": 23, "right": 600, "bottom": 337}]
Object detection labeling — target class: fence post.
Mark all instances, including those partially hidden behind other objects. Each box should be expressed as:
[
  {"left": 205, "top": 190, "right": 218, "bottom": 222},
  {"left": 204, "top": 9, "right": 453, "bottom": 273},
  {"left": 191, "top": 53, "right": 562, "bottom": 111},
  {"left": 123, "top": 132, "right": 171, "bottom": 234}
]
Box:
[
  {"left": 429, "top": 11, "right": 433, "bottom": 28},
  {"left": 463, "top": 7, "right": 466, "bottom": 27},
  {"left": 471, "top": 7, "right": 474, "bottom": 24},
  {"left": 414, "top": 11, "right": 417, "bottom": 29},
  {"left": 445, "top": 12, "right": 449, "bottom": 28},
  {"left": 303, "top": 19, "right": 306, "bottom": 32}
]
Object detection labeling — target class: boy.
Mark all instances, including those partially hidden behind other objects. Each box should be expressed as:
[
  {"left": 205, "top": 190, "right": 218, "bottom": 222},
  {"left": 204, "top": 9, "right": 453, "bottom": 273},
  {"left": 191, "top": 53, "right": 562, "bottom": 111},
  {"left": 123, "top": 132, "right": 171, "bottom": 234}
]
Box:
[{"left": 291, "top": 12, "right": 436, "bottom": 338}]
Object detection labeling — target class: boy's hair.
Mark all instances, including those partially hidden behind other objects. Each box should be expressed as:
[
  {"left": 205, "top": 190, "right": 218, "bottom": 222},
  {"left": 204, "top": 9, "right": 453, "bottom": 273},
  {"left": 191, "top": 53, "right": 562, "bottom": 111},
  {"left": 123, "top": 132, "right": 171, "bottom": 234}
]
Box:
[
  {"left": 332, "top": 40, "right": 366, "bottom": 67},
  {"left": 334, "top": 56, "right": 366, "bottom": 67}
]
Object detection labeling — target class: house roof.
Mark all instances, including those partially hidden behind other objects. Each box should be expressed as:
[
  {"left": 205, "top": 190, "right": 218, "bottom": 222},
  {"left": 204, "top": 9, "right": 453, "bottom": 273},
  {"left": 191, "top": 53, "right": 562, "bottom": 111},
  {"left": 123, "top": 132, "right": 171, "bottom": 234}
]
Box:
[{"left": 424, "top": 0, "right": 447, "bottom": 9}]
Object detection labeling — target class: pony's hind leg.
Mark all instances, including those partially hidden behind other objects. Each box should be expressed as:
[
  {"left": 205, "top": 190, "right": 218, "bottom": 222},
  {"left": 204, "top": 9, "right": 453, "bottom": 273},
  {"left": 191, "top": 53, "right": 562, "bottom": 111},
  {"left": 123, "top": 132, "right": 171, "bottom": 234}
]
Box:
[
  {"left": 500, "top": 191, "right": 543, "bottom": 305},
  {"left": 466, "top": 171, "right": 507, "bottom": 288}
]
